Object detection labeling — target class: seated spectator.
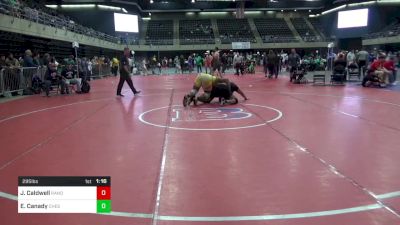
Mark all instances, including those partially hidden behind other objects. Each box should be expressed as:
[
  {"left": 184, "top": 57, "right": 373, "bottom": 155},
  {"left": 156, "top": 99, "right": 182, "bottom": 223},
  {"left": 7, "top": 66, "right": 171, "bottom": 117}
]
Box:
[
  {"left": 384, "top": 55, "right": 396, "bottom": 84},
  {"left": 43, "top": 59, "right": 66, "bottom": 96},
  {"left": 42, "top": 53, "right": 51, "bottom": 67},
  {"left": 61, "top": 64, "right": 82, "bottom": 94},
  {"left": 33, "top": 52, "right": 41, "bottom": 66},
  {"left": 5, "top": 53, "right": 20, "bottom": 67},
  {"left": 368, "top": 53, "right": 391, "bottom": 87},
  {"left": 23, "top": 49, "right": 37, "bottom": 67},
  {"left": 0, "top": 55, "right": 6, "bottom": 69},
  {"left": 333, "top": 54, "right": 347, "bottom": 74}
]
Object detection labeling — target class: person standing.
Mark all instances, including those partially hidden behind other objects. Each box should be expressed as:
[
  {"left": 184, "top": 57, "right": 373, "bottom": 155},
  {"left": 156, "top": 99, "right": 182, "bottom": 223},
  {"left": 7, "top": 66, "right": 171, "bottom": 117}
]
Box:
[
  {"left": 266, "top": 50, "right": 278, "bottom": 78},
  {"left": 233, "top": 52, "right": 243, "bottom": 76},
  {"left": 357, "top": 48, "right": 369, "bottom": 76},
  {"left": 288, "top": 49, "right": 301, "bottom": 82},
  {"left": 111, "top": 56, "right": 119, "bottom": 76},
  {"left": 221, "top": 53, "right": 228, "bottom": 74},
  {"left": 195, "top": 54, "right": 203, "bottom": 73},
  {"left": 205, "top": 52, "right": 212, "bottom": 74},
  {"left": 116, "top": 47, "right": 141, "bottom": 97}
]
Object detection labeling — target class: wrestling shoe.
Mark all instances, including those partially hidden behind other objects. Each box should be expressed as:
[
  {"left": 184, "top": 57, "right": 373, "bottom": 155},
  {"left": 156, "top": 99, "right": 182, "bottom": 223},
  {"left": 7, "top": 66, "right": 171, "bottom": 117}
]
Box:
[
  {"left": 225, "top": 96, "right": 238, "bottom": 105},
  {"left": 183, "top": 94, "right": 193, "bottom": 107}
]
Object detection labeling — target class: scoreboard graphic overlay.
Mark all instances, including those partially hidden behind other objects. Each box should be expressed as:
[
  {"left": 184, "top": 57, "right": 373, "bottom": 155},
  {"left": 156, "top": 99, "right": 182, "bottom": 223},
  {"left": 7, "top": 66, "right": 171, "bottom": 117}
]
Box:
[{"left": 18, "top": 176, "right": 111, "bottom": 213}]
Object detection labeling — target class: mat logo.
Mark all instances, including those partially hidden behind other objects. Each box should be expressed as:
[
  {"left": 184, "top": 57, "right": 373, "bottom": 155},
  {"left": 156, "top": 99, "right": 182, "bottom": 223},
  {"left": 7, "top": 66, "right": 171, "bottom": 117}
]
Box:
[{"left": 172, "top": 107, "right": 252, "bottom": 122}]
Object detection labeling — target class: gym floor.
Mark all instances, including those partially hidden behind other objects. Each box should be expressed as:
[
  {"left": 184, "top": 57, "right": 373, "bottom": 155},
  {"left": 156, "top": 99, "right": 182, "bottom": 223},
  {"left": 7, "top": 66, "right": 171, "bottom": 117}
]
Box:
[{"left": 1, "top": 70, "right": 400, "bottom": 225}]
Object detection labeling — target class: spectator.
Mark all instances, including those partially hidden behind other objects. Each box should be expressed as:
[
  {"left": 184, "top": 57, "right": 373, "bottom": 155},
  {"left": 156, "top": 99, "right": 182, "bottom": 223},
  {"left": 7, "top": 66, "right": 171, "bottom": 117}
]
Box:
[
  {"left": 266, "top": 50, "right": 279, "bottom": 78},
  {"left": 5, "top": 53, "right": 19, "bottom": 67},
  {"left": 150, "top": 55, "right": 157, "bottom": 75},
  {"left": 347, "top": 50, "right": 356, "bottom": 65},
  {"left": 195, "top": 54, "right": 203, "bottom": 73},
  {"left": 0, "top": 55, "right": 6, "bottom": 69},
  {"left": 142, "top": 58, "right": 148, "bottom": 75},
  {"left": 233, "top": 52, "right": 244, "bottom": 76},
  {"left": 174, "top": 56, "right": 180, "bottom": 74},
  {"left": 80, "top": 57, "right": 89, "bottom": 80},
  {"left": 179, "top": 55, "right": 185, "bottom": 74},
  {"left": 333, "top": 53, "right": 347, "bottom": 74},
  {"left": 67, "top": 55, "right": 75, "bottom": 65},
  {"left": 357, "top": 48, "right": 369, "bottom": 76},
  {"left": 221, "top": 53, "right": 228, "bottom": 74},
  {"left": 111, "top": 56, "right": 119, "bottom": 76},
  {"left": 384, "top": 55, "right": 396, "bottom": 84},
  {"left": 87, "top": 58, "right": 93, "bottom": 77},
  {"left": 33, "top": 52, "right": 41, "bottom": 66},
  {"left": 23, "top": 49, "right": 37, "bottom": 67},
  {"left": 61, "top": 64, "right": 81, "bottom": 94},
  {"left": 42, "top": 53, "right": 51, "bottom": 67},
  {"left": 43, "top": 58, "right": 66, "bottom": 96},
  {"left": 288, "top": 49, "right": 300, "bottom": 81},
  {"left": 205, "top": 53, "right": 212, "bottom": 74},
  {"left": 188, "top": 55, "right": 194, "bottom": 73},
  {"left": 369, "top": 53, "right": 390, "bottom": 87}
]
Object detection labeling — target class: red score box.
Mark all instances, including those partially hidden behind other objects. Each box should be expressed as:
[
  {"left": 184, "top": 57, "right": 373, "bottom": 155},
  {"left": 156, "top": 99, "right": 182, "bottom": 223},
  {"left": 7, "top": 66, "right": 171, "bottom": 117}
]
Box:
[{"left": 97, "top": 186, "right": 111, "bottom": 200}]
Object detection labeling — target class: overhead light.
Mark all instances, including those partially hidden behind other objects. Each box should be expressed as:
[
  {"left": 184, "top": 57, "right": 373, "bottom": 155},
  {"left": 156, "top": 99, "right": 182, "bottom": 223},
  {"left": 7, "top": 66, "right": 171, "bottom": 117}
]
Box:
[
  {"left": 199, "top": 12, "right": 229, "bottom": 15},
  {"left": 309, "top": 14, "right": 316, "bottom": 17},
  {"left": 192, "top": 0, "right": 195, "bottom": 3},
  {"left": 149, "top": 12, "right": 152, "bottom": 16},
  {"left": 150, "top": 0, "right": 154, "bottom": 3},
  {"left": 45, "top": 5, "right": 58, "bottom": 9},
  {"left": 122, "top": 8, "right": 128, "bottom": 13},
  {"left": 321, "top": 4, "right": 346, "bottom": 15},
  {"left": 309, "top": 9, "right": 312, "bottom": 12},
  {"left": 348, "top": 1, "right": 376, "bottom": 7},
  {"left": 294, "top": 9, "right": 297, "bottom": 12},
  {"left": 281, "top": 10, "right": 284, "bottom": 12},
  {"left": 142, "top": 17, "right": 151, "bottom": 20},
  {"left": 98, "top": 5, "right": 121, "bottom": 10},
  {"left": 61, "top": 4, "right": 96, "bottom": 8},
  {"left": 244, "top": 11, "right": 262, "bottom": 15},
  {"left": 377, "top": 0, "right": 400, "bottom": 4}
]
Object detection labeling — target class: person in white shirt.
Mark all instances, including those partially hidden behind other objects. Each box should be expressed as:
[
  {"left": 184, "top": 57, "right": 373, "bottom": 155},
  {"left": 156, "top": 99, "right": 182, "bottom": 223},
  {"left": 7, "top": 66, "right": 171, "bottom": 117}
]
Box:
[{"left": 347, "top": 50, "right": 356, "bottom": 65}]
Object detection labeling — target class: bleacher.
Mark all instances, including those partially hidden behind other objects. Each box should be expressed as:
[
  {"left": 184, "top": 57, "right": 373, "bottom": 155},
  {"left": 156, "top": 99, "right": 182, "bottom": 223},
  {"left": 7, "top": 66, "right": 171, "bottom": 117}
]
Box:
[
  {"left": 217, "top": 19, "right": 255, "bottom": 44},
  {"left": 254, "top": 18, "right": 297, "bottom": 43},
  {"left": 145, "top": 20, "right": 173, "bottom": 45},
  {"left": 0, "top": 1, "right": 120, "bottom": 44},
  {"left": 291, "top": 18, "right": 318, "bottom": 42},
  {"left": 179, "top": 20, "right": 215, "bottom": 45},
  {"left": 309, "top": 18, "right": 334, "bottom": 41},
  {"left": 364, "top": 21, "right": 400, "bottom": 39}
]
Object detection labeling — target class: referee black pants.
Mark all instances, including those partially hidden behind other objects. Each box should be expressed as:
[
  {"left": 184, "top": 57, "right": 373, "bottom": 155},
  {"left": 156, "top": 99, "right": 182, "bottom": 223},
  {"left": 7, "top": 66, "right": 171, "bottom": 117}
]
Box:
[{"left": 117, "top": 73, "right": 138, "bottom": 95}]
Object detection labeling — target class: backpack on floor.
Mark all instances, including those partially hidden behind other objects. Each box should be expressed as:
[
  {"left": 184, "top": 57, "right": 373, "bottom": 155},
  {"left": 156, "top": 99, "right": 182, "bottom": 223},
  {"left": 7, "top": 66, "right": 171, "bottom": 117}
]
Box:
[
  {"left": 81, "top": 80, "right": 91, "bottom": 93},
  {"left": 31, "top": 76, "right": 43, "bottom": 94}
]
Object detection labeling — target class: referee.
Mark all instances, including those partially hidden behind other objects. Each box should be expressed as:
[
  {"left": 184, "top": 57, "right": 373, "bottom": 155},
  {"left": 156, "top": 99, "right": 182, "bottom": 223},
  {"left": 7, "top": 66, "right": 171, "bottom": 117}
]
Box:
[{"left": 116, "top": 47, "right": 141, "bottom": 97}]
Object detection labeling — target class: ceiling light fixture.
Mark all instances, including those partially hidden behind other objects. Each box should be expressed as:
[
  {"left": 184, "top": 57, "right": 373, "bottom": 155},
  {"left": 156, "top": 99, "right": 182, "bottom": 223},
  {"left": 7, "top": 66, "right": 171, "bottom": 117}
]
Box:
[
  {"left": 321, "top": 4, "right": 346, "bottom": 15},
  {"left": 60, "top": 4, "right": 96, "bottom": 8}
]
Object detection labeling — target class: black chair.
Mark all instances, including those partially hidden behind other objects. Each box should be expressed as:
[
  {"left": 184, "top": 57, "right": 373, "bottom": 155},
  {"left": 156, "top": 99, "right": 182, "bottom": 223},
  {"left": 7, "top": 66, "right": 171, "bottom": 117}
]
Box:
[
  {"left": 347, "top": 63, "right": 360, "bottom": 81},
  {"left": 331, "top": 70, "right": 346, "bottom": 85},
  {"left": 313, "top": 68, "right": 326, "bottom": 85}
]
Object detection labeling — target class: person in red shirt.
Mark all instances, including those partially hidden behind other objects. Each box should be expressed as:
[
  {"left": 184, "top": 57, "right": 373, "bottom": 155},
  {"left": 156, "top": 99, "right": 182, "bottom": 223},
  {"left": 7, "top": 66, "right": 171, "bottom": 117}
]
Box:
[
  {"left": 384, "top": 55, "right": 396, "bottom": 84},
  {"left": 369, "top": 53, "right": 390, "bottom": 86}
]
